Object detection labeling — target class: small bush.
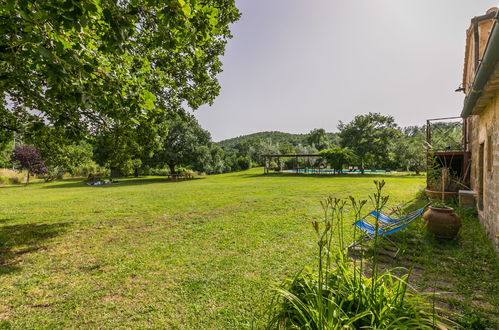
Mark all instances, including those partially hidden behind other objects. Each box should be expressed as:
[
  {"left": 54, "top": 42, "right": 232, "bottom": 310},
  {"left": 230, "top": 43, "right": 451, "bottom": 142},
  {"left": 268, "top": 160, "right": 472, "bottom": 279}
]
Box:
[
  {"left": 39, "top": 166, "right": 65, "bottom": 182},
  {"left": 236, "top": 156, "right": 251, "bottom": 170},
  {"left": 73, "top": 161, "right": 109, "bottom": 178},
  {"left": 148, "top": 167, "right": 170, "bottom": 176},
  {"left": 175, "top": 166, "right": 190, "bottom": 174}
]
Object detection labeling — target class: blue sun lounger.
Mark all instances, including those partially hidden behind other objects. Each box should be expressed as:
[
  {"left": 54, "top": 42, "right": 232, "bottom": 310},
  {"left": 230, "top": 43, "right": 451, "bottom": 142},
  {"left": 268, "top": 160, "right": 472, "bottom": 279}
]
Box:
[
  {"left": 366, "top": 202, "right": 432, "bottom": 226},
  {"left": 348, "top": 202, "right": 432, "bottom": 249}
]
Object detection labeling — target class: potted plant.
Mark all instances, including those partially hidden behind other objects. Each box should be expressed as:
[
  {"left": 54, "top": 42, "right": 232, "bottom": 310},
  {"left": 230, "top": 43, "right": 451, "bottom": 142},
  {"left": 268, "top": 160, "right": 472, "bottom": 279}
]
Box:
[{"left": 423, "top": 202, "right": 461, "bottom": 239}]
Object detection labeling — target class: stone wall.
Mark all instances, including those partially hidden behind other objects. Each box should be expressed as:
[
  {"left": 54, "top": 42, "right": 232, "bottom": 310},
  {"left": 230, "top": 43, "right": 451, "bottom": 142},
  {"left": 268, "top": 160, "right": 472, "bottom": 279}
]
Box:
[{"left": 467, "top": 94, "right": 499, "bottom": 250}]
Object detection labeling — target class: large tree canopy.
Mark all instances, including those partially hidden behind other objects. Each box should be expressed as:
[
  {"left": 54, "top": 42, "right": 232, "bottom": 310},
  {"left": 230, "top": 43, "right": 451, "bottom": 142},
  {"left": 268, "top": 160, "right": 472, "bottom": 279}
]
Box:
[
  {"left": 319, "top": 146, "right": 356, "bottom": 173},
  {"left": 0, "top": 0, "right": 240, "bottom": 143},
  {"left": 338, "top": 113, "right": 399, "bottom": 173},
  {"left": 306, "top": 128, "right": 329, "bottom": 151},
  {"left": 153, "top": 112, "right": 211, "bottom": 174}
]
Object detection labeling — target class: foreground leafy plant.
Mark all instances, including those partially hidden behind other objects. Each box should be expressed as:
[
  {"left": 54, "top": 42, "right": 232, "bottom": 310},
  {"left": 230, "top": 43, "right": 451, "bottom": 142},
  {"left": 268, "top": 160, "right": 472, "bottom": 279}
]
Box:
[
  {"left": 268, "top": 262, "right": 445, "bottom": 329},
  {"left": 267, "top": 181, "right": 452, "bottom": 329}
]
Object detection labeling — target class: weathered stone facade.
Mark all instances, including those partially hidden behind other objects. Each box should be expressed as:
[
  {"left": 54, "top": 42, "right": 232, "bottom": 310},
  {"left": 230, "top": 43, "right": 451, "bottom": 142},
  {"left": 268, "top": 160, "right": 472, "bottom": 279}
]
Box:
[
  {"left": 462, "top": 8, "right": 499, "bottom": 249},
  {"left": 466, "top": 98, "right": 499, "bottom": 249}
]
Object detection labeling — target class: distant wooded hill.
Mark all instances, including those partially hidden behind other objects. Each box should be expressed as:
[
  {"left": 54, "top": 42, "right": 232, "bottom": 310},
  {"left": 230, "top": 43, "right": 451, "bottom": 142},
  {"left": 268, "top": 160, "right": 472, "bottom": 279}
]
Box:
[{"left": 217, "top": 131, "right": 339, "bottom": 149}]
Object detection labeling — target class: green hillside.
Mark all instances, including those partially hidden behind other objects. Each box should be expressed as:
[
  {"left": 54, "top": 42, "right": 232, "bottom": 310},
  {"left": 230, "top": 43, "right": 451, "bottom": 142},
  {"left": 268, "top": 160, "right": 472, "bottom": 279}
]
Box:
[{"left": 217, "top": 131, "right": 338, "bottom": 149}]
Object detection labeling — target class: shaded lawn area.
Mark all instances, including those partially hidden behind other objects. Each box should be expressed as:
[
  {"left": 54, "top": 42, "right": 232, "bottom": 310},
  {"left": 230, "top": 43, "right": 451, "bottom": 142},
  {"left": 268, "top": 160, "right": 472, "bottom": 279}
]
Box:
[{"left": 0, "top": 168, "right": 497, "bottom": 328}]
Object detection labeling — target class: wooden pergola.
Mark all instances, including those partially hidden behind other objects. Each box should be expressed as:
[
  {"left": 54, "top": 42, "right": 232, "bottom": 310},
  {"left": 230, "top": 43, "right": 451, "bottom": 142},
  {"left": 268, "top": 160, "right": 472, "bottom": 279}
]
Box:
[{"left": 261, "top": 154, "right": 323, "bottom": 174}]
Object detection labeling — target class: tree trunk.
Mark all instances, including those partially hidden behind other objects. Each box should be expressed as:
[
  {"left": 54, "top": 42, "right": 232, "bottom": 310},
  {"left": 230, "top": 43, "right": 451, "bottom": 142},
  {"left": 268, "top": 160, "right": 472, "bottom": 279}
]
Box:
[
  {"left": 26, "top": 171, "right": 30, "bottom": 185},
  {"left": 168, "top": 163, "right": 176, "bottom": 174},
  {"left": 360, "top": 160, "right": 365, "bottom": 174}
]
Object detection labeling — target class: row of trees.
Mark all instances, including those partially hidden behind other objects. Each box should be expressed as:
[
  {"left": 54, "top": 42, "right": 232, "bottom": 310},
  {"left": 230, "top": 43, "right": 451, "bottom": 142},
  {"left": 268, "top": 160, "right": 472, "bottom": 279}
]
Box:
[
  {"left": 220, "top": 113, "right": 426, "bottom": 174},
  {"left": 3, "top": 112, "right": 427, "bottom": 181},
  {"left": 4, "top": 112, "right": 253, "bottom": 182}
]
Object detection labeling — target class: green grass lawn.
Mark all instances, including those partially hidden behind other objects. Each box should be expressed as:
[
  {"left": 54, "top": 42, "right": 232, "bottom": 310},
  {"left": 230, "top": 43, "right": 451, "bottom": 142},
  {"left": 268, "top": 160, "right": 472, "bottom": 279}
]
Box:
[{"left": 0, "top": 168, "right": 497, "bottom": 328}]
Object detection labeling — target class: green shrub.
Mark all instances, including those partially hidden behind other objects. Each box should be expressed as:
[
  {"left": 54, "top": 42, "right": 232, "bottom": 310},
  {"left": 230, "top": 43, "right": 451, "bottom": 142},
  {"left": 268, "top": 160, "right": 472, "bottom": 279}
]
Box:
[
  {"left": 39, "top": 166, "right": 65, "bottom": 182},
  {"left": 236, "top": 156, "right": 251, "bottom": 170},
  {"left": 74, "top": 161, "right": 109, "bottom": 178},
  {"left": 175, "top": 166, "right": 190, "bottom": 174},
  {"left": 148, "top": 167, "right": 170, "bottom": 176}
]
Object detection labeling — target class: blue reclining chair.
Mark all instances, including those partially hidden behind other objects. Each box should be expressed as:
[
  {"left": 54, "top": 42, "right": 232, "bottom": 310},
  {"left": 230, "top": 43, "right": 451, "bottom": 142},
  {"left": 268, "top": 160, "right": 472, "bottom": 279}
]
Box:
[
  {"left": 348, "top": 202, "right": 432, "bottom": 249},
  {"left": 366, "top": 202, "right": 432, "bottom": 226}
]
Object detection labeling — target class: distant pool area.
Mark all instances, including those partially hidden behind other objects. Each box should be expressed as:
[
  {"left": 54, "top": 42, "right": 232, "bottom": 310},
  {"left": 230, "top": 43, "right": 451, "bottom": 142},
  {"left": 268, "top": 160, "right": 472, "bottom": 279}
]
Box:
[{"left": 281, "top": 169, "right": 396, "bottom": 174}]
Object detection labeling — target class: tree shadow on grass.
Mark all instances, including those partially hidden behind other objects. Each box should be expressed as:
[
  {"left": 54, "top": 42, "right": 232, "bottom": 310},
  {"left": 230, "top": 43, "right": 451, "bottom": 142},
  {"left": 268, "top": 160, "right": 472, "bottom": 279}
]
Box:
[
  {"left": 0, "top": 185, "right": 27, "bottom": 190},
  {"left": 0, "top": 222, "right": 69, "bottom": 275},
  {"left": 41, "top": 176, "right": 205, "bottom": 189}
]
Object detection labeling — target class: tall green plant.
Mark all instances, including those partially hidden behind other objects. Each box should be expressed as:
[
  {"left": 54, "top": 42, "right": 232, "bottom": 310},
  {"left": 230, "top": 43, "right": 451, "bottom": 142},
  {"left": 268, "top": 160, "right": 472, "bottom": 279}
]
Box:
[{"left": 368, "top": 180, "right": 390, "bottom": 304}]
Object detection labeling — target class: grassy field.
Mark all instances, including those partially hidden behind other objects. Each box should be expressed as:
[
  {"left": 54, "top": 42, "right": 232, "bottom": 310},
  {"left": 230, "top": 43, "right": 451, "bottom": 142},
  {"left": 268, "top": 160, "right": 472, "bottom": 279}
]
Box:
[
  {"left": 0, "top": 168, "right": 497, "bottom": 328},
  {"left": 0, "top": 169, "right": 29, "bottom": 185}
]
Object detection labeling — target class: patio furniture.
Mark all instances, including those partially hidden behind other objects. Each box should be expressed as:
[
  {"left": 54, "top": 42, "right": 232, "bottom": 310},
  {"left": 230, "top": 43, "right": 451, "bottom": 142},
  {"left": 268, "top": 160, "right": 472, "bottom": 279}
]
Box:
[
  {"left": 366, "top": 202, "right": 432, "bottom": 226},
  {"left": 348, "top": 218, "right": 415, "bottom": 249},
  {"left": 348, "top": 202, "right": 432, "bottom": 249}
]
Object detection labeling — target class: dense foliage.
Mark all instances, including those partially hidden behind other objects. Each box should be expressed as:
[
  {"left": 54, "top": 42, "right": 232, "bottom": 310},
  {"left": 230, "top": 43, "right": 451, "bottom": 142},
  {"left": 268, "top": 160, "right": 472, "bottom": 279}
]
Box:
[
  {"left": 0, "top": 139, "right": 12, "bottom": 168},
  {"left": 338, "top": 113, "right": 400, "bottom": 173},
  {"left": 219, "top": 131, "right": 316, "bottom": 149},
  {"left": 318, "top": 147, "right": 357, "bottom": 173},
  {"left": 218, "top": 116, "right": 427, "bottom": 174},
  {"left": 1, "top": 112, "right": 428, "bottom": 180},
  {"left": 153, "top": 112, "right": 211, "bottom": 174},
  {"left": 0, "top": 0, "right": 240, "bottom": 153}
]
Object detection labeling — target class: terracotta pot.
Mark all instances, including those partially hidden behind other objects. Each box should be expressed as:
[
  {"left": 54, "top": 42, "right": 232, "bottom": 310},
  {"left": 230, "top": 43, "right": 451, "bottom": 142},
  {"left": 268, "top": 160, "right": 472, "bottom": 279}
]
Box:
[{"left": 423, "top": 206, "right": 461, "bottom": 239}]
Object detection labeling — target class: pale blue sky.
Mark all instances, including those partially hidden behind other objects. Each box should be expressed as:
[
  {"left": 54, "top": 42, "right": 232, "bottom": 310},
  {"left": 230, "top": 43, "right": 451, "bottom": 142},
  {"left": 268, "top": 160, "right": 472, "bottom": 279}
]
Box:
[{"left": 192, "top": 0, "right": 498, "bottom": 141}]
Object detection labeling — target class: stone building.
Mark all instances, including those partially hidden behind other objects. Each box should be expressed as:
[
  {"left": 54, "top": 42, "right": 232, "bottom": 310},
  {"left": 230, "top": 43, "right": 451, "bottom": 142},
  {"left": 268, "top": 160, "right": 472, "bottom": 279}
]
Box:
[{"left": 461, "top": 8, "right": 499, "bottom": 249}]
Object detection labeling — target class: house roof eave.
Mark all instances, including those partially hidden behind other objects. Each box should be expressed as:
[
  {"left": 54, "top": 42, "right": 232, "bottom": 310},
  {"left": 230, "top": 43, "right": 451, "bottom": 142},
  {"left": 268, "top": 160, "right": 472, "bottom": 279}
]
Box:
[{"left": 461, "top": 12, "right": 499, "bottom": 118}]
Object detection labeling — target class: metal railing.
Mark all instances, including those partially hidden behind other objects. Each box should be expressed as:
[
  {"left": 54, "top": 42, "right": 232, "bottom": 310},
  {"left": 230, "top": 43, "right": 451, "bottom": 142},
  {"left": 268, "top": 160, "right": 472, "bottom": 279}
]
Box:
[{"left": 426, "top": 117, "right": 466, "bottom": 152}]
